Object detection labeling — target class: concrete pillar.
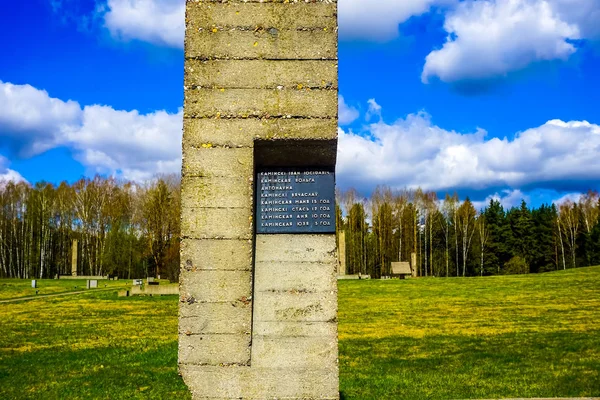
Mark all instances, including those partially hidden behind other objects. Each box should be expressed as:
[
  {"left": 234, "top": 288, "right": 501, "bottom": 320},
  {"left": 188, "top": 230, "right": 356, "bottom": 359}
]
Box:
[
  {"left": 71, "top": 239, "right": 78, "bottom": 277},
  {"left": 338, "top": 231, "right": 347, "bottom": 275},
  {"left": 411, "top": 252, "right": 418, "bottom": 278},
  {"left": 180, "top": 1, "right": 339, "bottom": 399}
]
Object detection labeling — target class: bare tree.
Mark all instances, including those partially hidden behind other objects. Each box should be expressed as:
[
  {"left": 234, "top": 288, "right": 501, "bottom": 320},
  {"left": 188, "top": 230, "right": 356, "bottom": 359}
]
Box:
[
  {"left": 477, "top": 213, "right": 489, "bottom": 277},
  {"left": 457, "top": 198, "right": 477, "bottom": 277}
]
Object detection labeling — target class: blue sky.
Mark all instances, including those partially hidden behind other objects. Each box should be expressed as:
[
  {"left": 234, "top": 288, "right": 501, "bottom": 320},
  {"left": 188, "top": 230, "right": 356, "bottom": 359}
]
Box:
[{"left": 1, "top": 0, "right": 599, "bottom": 209}]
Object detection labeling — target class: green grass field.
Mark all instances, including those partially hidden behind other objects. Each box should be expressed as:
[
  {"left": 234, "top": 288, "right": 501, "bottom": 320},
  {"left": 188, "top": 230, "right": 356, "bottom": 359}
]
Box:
[
  {"left": 0, "top": 279, "right": 130, "bottom": 300},
  {"left": 1, "top": 268, "right": 599, "bottom": 399}
]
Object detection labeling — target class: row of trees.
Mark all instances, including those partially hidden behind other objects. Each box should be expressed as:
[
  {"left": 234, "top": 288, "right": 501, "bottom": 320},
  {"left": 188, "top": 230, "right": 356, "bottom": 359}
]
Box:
[
  {"left": 2, "top": 174, "right": 598, "bottom": 281},
  {"left": 336, "top": 187, "right": 600, "bottom": 279},
  {"left": 0, "top": 176, "right": 180, "bottom": 280}
]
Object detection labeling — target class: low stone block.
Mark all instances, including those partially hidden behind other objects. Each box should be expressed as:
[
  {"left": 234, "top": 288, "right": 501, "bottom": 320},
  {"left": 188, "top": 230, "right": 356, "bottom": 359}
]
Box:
[
  {"left": 181, "top": 207, "right": 253, "bottom": 240},
  {"left": 180, "top": 270, "right": 252, "bottom": 303},
  {"left": 253, "top": 291, "right": 337, "bottom": 323},
  {"left": 254, "top": 261, "right": 337, "bottom": 294},
  {"left": 181, "top": 239, "right": 252, "bottom": 271},
  {"left": 179, "top": 334, "right": 251, "bottom": 366},
  {"left": 186, "top": 30, "right": 337, "bottom": 60},
  {"left": 255, "top": 234, "right": 337, "bottom": 264},
  {"left": 253, "top": 321, "right": 337, "bottom": 338},
  {"left": 183, "top": 117, "right": 338, "bottom": 147},
  {"left": 181, "top": 176, "right": 252, "bottom": 209},
  {"left": 187, "top": 2, "right": 336, "bottom": 31},
  {"left": 251, "top": 336, "right": 338, "bottom": 369},
  {"left": 182, "top": 147, "right": 253, "bottom": 178},
  {"left": 180, "top": 365, "right": 339, "bottom": 399},
  {"left": 179, "top": 302, "right": 252, "bottom": 334},
  {"left": 185, "top": 60, "right": 338, "bottom": 89},
  {"left": 184, "top": 89, "right": 337, "bottom": 119}
]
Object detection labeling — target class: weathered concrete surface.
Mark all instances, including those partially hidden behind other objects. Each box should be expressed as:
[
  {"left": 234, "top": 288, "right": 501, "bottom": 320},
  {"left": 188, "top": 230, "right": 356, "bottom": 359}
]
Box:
[
  {"left": 183, "top": 147, "right": 253, "bottom": 178},
  {"left": 179, "top": 334, "right": 251, "bottom": 366},
  {"left": 179, "top": 303, "right": 252, "bottom": 333},
  {"left": 180, "top": 365, "right": 339, "bottom": 400},
  {"left": 180, "top": 0, "right": 339, "bottom": 397},
  {"left": 186, "top": 2, "right": 336, "bottom": 30},
  {"left": 181, "top": 207, "right": 253, "bottom": 240},
  {"left": 185, "top": 60, "right": 337, "bottom": 89},
  {"left": 181, "top": 176, "right": 252, "bottom": 209},
  {"left": 184, "top": 88, "right": 337, "bottom": 118},
  {"left": 181, "top": 239, "right": 252, "bottom": 271},
  {"left": 186, "top": 30, "right": 337, "bottom": 60},
  {"left": 183, "top": 118, "right": 338, "bottom": 147},
  {"left": 180, "top": 270, "right": 252, "bottom": 303}
]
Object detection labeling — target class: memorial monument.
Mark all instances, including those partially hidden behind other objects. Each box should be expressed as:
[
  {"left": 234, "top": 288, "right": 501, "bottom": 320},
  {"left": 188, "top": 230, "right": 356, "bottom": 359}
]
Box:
[{"left": 179, "top": 1, "right": 339, "bottom": 399}]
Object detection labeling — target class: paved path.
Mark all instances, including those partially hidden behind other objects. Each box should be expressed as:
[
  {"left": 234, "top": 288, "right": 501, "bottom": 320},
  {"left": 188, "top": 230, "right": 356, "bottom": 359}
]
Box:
[{"left": 0, "top": 287, "right": 117, "bottom": 304}]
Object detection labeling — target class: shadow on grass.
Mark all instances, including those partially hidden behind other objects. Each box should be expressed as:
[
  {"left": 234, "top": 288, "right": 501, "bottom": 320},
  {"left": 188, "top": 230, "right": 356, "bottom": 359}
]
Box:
[
  {"left": 0, "top": 341, "right": 191, "bottom": 400},
  {"left": 339, "top": 331, "right": 600, "bottom": 400}
]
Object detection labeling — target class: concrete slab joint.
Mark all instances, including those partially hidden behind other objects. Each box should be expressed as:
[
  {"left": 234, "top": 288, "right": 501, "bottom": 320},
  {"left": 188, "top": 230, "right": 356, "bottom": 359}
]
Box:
[{"left": 180, "top": 0, "right": 339, "bottom": 399}]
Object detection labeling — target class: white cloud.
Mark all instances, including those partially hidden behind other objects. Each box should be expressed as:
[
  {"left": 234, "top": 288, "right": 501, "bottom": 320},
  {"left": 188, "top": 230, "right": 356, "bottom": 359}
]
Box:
[
  {"left": 339, "top": 96, "right": 360, "bottom": 125},
  {"left": 365, "top": 99, "right": 382, "bottom": 122},
  {"left": 553, "top": 192, "right": 583, "bottom": 205},
  {"left": 550, "top": 0, "right": 600, "bottom": 40},
  {"left": 339, "top": 0, "right": 454, "bottom": 41},
  {"left": 337, "top": 100, "right": 600, "bottom": 195},
  {"left": 0, "top": 81, "right": 81, "bottom": 157},
  {"left": 102, "top": 0, "right": 185, "bottom": 48},
  {"left": 0, "top": 81, "right": 182, "bottom": 182},
  {"left": 0, "top": 156, "right": 26, "bottom": 184},
  {"left": 422, "top": 0, "right": 580, "bottom": 84},
  {"left": 473, "top": 189, "right": 529, "bottom": 211},
  {"left": 66, "top": 105, "right": 182, "bottom": 181}
]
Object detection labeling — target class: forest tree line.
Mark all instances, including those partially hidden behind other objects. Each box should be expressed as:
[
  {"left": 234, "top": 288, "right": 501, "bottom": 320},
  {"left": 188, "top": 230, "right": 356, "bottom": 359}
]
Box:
[
  {"left": 0, "top": 176, "right": 180, "bottom": 280},
  {"left": 336, "top": 187, "right": 600, "bottom": 279},
  {"left": 2, "top": 175, "right": 599, "bottom": 281}
]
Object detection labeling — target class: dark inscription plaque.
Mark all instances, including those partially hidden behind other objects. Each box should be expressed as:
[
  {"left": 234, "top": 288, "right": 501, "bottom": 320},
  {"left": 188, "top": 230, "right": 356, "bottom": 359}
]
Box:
[{"left": 257, "top": 168, "right": 336, "bottom": 234}]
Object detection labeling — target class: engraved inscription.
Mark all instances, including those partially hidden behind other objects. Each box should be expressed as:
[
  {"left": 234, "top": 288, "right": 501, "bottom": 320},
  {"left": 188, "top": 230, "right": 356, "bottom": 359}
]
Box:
[{"left": 256, "top": 169, "right": 336, "bottom": 234}]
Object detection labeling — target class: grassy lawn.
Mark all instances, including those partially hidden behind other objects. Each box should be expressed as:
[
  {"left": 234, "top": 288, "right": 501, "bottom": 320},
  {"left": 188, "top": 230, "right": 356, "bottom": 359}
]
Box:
[
  {"left": 338, "top": 267, "right": 600, "bottom": 399},
  {"left": 0, "top": 268, "right": 599, "bottom": 399},
  {"left": 0, "top": 279, "right": 131, "bottom": 300}
]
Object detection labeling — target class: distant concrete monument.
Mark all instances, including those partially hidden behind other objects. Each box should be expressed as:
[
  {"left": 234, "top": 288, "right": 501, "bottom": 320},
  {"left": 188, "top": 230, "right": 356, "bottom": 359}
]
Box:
[
  {"left": 391, "top": 262, "right": 412, "bottom": 279},
  {"left": 338, "top": 231, "right": 347, "bottom": 276},
  {"left": 179, "top": 1, "right": 339, "bottom": 399},
  {"left": 411, "top": 252, "right": 418, "bottom": 277},
  {"left": 71, "top": 239, "right": 78, "bottom": 277}
]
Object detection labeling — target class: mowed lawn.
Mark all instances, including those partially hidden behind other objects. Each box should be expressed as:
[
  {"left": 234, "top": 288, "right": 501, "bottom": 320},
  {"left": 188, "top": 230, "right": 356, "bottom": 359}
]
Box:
[
  {"left": 0, "top": 278, "right": 129, "bottom": 300},
  {"left": 0, "top": 268, "right": 598, "bottom": 399},
  {"left": 338, "top": 267, "right": 600, "bottom": 399}
]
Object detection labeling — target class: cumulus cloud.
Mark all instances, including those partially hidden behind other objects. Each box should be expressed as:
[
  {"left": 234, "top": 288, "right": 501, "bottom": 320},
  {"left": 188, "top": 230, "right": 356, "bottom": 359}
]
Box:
[
  {"left": 551, "top": 0, "right": 600, "bottom": 40},
  {"left": 102, "top": 0, "right": 185, "bottom": 48},
  {"left": 339, "top": 96, "right": 360, "bottom": 125},
  {"left": 339, "top": 0, "right": 454, "bottom": 41},
  {"left": 65, "top": 105, "right": 182, "bottom": 181},
  {"left": 337, "top": 100, "right": 600, "bottom": 195},
  {"left": 0, "top": 156, "right": 26, "bottom": 184},
  {"left": 0, "top": 81, "right": 182, "bottom": 181},
  {"left": 422, "top": 0, "right": 580, "bottom": 84},
  {"left": 553, "top": 192, "right": 584, "bottom": 205},
  {"left": 0, "top": 81, "right": 81, "bottom": 157},
  {"left": 472, "top": 189, "right": 529, "bottom": 211}
]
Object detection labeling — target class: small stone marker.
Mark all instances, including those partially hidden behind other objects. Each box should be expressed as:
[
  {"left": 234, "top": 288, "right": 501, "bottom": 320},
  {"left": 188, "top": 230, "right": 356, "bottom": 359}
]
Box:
[
  {"left": 31, "top": 280, "right": 37, "bottom": 288},
  {"left": 87, "top": 280, "right": 98, "bottom": 289}
]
